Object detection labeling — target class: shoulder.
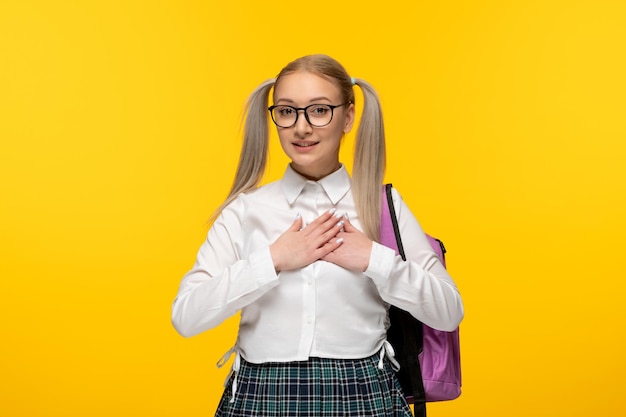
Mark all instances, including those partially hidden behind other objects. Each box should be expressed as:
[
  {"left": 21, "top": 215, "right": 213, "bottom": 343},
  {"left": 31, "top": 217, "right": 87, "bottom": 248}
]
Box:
[
  {"left": 385, "top": 184, "right": 405, "bottom": 211},
  {"left": 222, "top": 179, "right": 286, "bottom": 215},
  {"left": 241, "top": 179, "right": 283, "bottom": 201}
]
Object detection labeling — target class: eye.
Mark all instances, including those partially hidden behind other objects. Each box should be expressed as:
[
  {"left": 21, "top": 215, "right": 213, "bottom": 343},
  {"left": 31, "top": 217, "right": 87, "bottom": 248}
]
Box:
[
  {"left": 277, "top": 106, "right": 295, "bottom": 116},
  {"left": 308, "top": 105, "right": 330, "bottom": 116}
]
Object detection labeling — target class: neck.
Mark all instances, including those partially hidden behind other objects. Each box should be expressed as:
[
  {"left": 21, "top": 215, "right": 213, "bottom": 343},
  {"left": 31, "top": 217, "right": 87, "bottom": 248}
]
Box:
[{"left": 290, "top": 162, "right": 341, "bottom": 181}]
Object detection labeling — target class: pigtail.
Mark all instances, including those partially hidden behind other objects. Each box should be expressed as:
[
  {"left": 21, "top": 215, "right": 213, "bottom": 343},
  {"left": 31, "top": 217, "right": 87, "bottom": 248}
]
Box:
[
  {"left": 208, "top": 55, "right": 386, "bottom": 240},
  {"left": 209, "top": 78, "right": 275, "bottom": 224},
  {"left": 351, "top": 78, "right": 386, "bottom": 241}
]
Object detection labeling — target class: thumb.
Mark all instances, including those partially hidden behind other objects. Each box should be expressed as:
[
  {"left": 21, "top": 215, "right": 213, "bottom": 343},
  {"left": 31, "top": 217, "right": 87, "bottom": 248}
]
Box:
[
  {"left": 289, "top": 213, "right": 303, "bottom": 231},
  {"left": 342, "top": 216, "right": 358, "bottom": 232}
]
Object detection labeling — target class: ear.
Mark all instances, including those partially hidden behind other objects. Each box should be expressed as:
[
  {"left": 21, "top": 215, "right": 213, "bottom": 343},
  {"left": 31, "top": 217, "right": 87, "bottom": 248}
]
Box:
[{"left": 343, "top": 102, "right": 355, "bottom": 134}]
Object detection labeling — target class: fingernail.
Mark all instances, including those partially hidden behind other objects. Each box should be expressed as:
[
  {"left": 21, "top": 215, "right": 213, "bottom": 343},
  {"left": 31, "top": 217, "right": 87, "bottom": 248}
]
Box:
[
  {"left": 336, "top": 238, "right": 344, "bottom": 244},
  {"left": 328, "top": 208, "right": 337, "bottom": 215},
  {"left": 295, "top": 213, "right": 301, "bottom": 220},
  {"left": 336, "top": 221, "right": 344, "bottom": 228},
  {"left": 334, "top": 211, "right": 344, "bottom": 219}
]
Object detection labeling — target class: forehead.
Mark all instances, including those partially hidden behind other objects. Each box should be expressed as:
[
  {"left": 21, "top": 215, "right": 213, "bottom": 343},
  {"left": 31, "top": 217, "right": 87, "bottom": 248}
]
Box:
[{"left": 273, "top": 71, "right": 342, "bottom": 103}]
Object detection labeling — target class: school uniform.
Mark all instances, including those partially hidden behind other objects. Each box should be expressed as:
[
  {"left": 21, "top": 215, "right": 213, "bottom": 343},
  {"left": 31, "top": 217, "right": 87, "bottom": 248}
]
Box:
[{"left": 172, "top": 164, "right": 463, "bottom": 416}]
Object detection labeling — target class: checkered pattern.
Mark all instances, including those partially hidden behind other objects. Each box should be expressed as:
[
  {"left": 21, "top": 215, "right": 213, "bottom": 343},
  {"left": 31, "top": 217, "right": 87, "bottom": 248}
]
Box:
[{"left": 215, "top": 354, "right": 413, "bottom": 417}]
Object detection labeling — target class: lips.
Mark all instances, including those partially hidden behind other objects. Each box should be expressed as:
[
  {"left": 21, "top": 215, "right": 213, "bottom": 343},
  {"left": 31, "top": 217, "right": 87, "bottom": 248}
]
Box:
[{"left": 293, "top": 141, "right": 319, "bottom": 148}]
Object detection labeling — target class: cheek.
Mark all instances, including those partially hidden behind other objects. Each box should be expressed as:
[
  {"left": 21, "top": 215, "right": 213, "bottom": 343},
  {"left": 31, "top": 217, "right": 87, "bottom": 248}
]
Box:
[
  {"left": 277, "top": 131, "right": 290, "bottom": 148},
  {"left": 332, "top": 125, "right": 346, "bottom": 143}
]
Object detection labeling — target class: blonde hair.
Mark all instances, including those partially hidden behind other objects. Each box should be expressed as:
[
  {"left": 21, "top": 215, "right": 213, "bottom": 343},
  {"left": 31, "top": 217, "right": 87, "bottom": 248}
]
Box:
[{"left": 211, "top": 54, "right": 386, "bottom": 241}]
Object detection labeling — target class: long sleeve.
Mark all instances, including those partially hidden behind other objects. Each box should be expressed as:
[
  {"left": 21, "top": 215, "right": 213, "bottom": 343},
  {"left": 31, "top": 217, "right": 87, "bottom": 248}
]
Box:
[
  {"left": 171, "top": 196, "right": 280, "bottom": 337},
  {"left": 172, "top": 166, "right": 456, "bottom": 362},
  {"left": 364, "top": 188, "right": 464, "bottom": 331}
]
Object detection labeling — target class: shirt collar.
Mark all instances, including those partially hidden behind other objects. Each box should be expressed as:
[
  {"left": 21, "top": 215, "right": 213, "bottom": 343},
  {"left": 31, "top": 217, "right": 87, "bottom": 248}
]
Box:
[{"left": 282, "top": 164, "right": 352, "bottom": 205}]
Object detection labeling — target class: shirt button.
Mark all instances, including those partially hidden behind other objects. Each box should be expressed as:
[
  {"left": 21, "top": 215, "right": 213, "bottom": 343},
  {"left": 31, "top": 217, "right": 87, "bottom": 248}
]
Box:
[
  {"left": 306, "top": 317, "right": 312, "bottom": 324},
  {"left": 307, "top": 279, "right": 313, "bottom": 286}
]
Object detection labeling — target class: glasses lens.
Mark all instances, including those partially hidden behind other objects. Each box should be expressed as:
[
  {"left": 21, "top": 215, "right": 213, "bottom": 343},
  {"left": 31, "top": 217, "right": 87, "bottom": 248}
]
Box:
[
  {"left": 271, "top": 106, "right": 297, "bottom": 127},
  {"left": 306, "top": 105, "right": 333, "bottom": 127}
]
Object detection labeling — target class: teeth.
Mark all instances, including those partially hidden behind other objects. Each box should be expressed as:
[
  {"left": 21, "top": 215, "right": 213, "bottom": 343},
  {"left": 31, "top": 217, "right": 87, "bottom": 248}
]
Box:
[{"left": 296, "top": 142, "right": 317, "bottom": 147}]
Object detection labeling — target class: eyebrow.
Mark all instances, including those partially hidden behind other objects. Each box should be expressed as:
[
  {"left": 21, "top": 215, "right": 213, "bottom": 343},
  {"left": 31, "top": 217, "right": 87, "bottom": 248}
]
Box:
[{"left": 274, "top": 96, "right": 333, "bottom": 105}]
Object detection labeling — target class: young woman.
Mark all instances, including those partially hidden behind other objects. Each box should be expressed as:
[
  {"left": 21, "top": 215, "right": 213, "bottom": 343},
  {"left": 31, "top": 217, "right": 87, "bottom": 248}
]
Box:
[{"left": 172, "top": 54, "right": 464, "bottom": 416}]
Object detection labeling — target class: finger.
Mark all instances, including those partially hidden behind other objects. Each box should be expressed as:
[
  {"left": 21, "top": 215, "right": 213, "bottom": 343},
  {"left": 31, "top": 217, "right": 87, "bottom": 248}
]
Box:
[
  {"left": 341, "top": 216, "right": 359, "bottom": 233},
  {"left": 314, "top": 218, "right": 346, "bottom": 245},
  {"left": 316, "top": 209, "right": 336, "bottom": 222},
  {"left": 303, "top": 209, "right": 340, "bottom": 236},
  {"left": 289, "top": 214, "right": 303, "bottom": 232},
  {"left": 319, "top": 210, "right": 345, "bottom": 231},
  {"left": 317, "top": 237, "right": 344, "bottom": 258}
]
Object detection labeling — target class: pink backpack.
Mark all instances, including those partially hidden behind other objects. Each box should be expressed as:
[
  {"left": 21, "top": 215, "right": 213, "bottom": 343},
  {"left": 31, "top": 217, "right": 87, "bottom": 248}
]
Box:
[{"left": 380, "top": 184, "right": 462, "bottom": 407}]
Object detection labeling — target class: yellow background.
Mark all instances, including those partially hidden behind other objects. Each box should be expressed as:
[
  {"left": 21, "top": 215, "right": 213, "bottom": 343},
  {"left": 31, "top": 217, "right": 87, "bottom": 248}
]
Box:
[{"left": 1, "top": 1, "right": 625, "bottom": 416}]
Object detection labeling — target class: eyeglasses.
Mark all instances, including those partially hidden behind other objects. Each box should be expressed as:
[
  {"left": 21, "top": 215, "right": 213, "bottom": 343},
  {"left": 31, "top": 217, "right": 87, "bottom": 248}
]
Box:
[{"left": 268, "top": 102, "right": 351, "bottom": 128}]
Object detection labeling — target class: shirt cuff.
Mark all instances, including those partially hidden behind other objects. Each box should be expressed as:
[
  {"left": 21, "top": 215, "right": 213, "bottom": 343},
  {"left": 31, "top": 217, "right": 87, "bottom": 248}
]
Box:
[
  {"left": 364, "top": 241, "right": 396, "bottom": 288},
  {"left": 249, "top": 246, "right": 280, "bottom": 289}
]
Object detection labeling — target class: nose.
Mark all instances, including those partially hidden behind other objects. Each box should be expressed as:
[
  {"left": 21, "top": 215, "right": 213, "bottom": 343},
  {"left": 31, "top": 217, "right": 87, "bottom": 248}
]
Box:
[{"left": 293, "top": 109, "right": 313, "bottom": 136}]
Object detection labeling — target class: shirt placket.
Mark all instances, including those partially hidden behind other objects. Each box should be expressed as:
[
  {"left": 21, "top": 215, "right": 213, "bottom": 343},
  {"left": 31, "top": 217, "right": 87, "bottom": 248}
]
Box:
[{"left": 297, "top": 182, "right": 326, "bottom": 357}]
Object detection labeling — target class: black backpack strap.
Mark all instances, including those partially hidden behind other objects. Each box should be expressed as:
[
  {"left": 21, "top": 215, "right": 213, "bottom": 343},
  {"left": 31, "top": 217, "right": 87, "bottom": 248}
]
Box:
[
  {"left": 384, "top": 184, "right": 427, "bottom": 415},
  {"left": 385, "top": 184, "right": 406, "bottom": 261}
]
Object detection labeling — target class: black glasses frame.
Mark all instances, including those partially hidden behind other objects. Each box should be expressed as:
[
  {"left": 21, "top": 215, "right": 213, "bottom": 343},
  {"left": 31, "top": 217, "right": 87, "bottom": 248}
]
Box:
[{"left": 267, "top": 102, "right": 351, "bottom": 128}]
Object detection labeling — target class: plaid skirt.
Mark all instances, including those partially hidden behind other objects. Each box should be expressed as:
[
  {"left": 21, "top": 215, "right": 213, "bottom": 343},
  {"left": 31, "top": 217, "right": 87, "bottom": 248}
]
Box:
[{"left": 214, "top": 353, "right": 413, "bottom": 417}]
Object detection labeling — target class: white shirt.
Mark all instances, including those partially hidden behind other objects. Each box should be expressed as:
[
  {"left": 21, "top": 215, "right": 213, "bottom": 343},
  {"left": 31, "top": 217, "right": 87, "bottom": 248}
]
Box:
[{"left": 172, "top": 165, "right": 464, "bottom": 363}]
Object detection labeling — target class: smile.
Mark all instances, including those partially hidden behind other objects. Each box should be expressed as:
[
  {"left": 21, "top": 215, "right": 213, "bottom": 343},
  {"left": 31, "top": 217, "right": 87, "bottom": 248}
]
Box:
[{"left": 293, "top": 141, "right": 319, "bottom": 148}]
